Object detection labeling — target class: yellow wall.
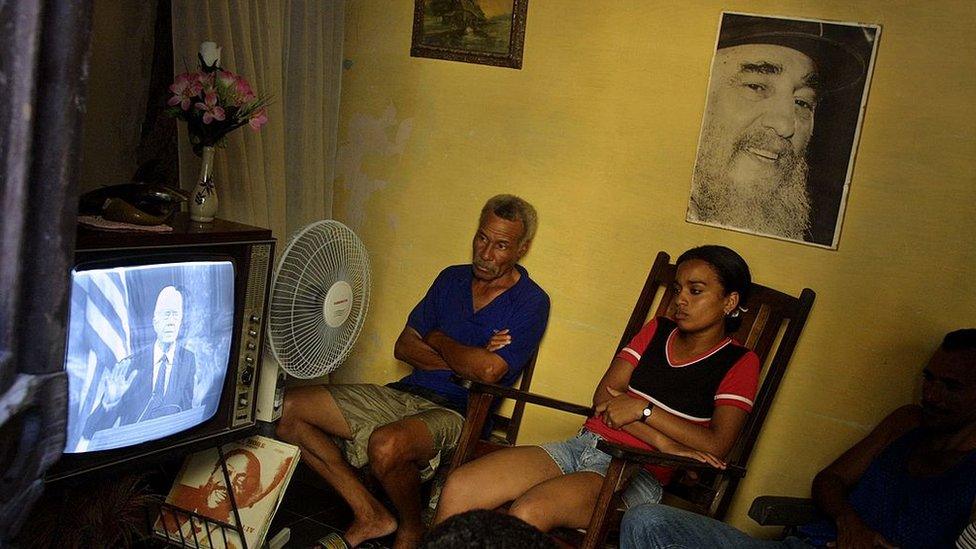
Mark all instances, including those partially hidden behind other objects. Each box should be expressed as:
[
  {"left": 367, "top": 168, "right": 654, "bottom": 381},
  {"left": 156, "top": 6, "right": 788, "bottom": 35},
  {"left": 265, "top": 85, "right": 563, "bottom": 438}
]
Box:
[{"left": 332, "top": 0, "right": 976, "bottom": 534}]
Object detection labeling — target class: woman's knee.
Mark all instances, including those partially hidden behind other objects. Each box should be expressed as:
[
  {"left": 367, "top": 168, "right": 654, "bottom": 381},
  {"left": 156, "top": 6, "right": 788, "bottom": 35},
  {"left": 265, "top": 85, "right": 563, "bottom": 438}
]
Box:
[
  {"left": 437, "top": 465, "right": 480, "bottom": 514},
  {"left": 508, "top": 494, "right": 555, "bottom": 531}
]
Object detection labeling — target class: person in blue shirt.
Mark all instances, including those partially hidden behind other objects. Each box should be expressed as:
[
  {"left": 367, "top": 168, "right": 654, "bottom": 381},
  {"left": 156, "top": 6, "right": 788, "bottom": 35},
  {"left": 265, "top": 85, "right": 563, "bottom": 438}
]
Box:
[
  {"left": 619, "top": 329, "right": 976, "bottom": 549},
  {"left": 277, "top": 194, "right": 550, "bottom": 549}
]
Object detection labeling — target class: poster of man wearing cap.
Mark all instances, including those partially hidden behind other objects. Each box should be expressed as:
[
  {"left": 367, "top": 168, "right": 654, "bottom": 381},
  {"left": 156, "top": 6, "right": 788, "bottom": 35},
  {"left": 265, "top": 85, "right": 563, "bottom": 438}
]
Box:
[{"left": 687, "top": 12, "right": 880, "bottom": 248}]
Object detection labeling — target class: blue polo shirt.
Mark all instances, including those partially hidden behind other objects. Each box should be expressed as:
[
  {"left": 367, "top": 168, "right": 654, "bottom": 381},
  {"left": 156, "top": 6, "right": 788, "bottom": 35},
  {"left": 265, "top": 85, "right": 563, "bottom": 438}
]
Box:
[{"left": 395, "top": 264, "right": 549, "bottom": 413}]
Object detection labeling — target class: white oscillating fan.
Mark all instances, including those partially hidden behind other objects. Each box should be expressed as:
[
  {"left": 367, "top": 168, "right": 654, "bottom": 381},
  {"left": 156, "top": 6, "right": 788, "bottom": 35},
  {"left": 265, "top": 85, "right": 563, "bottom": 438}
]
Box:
[{"left": 266, "top": 220, "right": 371, "bottom": 379}]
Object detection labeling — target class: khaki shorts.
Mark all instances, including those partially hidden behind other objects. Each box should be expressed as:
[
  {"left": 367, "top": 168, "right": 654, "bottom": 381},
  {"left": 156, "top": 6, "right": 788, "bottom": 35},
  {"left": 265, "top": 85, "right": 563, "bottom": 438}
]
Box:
[{"left": 328, "top": 383, "right": 464, "bottom": 482}]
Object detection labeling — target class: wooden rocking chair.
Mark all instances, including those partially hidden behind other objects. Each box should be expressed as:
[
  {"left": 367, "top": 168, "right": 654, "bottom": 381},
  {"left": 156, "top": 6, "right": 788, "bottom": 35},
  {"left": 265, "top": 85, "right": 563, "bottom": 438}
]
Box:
[{"left": 446, "top": 251, "right": 815, "bottom": 548}]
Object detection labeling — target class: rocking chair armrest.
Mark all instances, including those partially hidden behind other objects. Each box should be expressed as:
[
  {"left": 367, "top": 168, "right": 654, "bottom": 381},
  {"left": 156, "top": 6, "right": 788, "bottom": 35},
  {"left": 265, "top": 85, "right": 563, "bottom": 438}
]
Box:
[
  {"left": 595, "top": 439, "right": 747, "bottom": 477},
  {"left": 747, "top": 496, "right": 820, "bottom": 526},
  {"left": 452, "top": 375, "right": 594, "bottom": 417}
]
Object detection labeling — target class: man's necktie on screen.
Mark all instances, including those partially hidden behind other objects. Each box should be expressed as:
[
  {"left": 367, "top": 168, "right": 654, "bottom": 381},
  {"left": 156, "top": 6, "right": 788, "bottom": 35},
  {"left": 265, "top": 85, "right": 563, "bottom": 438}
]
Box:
[{"left": 154, "top": 355, "right": 169, "bottom": 399}]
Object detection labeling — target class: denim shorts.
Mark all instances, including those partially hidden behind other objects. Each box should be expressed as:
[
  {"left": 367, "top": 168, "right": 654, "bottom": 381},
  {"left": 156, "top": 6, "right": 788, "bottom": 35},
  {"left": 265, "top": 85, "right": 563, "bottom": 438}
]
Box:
[{"left": 539, "top": 430, "right": 663, "bottom": 508}]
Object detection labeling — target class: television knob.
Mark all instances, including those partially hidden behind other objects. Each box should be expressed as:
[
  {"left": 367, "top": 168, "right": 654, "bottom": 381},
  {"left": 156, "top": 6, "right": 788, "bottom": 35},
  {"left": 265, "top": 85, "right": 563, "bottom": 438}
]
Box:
[
  {"left": 246, "top": 342, "right": 256, "bottom": 351},
  {"left": 248, "top": 329, "right": 258, "bottom": 337},
  {"left": 241, "top": 368, "right": 254, "bottom": 385},
  {"left": 244, "top": 355, "right": 254, "bottom": 364},
  {"left": 250, "top": 314, "right": 260, "bottom": 323},
  {"left": 238, "top": 395, "right": 248, "bottom": 407}
]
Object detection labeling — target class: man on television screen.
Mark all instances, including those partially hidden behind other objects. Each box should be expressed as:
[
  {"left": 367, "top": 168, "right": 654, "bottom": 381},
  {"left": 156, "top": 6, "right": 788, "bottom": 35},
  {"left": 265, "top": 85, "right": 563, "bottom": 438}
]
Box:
[
  {"left": 278, "top": 194, "right": 550, "bottom": 549},
  {"left": 82, "top": 285, "right": 197, "bottom": 438}
]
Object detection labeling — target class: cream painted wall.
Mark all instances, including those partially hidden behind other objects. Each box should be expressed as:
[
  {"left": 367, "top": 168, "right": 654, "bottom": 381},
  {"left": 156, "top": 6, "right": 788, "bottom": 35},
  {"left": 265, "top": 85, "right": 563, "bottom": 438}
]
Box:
[{"left": 331, "top": 0, "right": 976, "bottom": 534}]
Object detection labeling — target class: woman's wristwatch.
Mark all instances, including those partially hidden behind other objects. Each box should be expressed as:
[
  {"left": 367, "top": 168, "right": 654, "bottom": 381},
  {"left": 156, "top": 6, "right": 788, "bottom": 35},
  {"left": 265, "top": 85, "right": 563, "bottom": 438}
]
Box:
[{"left": 642, "top": 402, "right": 654, "bottom": 421}]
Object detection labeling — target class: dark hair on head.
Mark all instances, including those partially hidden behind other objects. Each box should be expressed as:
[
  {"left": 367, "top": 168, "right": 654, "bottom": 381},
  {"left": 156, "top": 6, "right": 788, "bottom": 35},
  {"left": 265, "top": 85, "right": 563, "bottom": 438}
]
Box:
[
  {"left": 942, "top": 329, "right": 976, "bottom": 353},
  {"left": 480, "top": 194, "right": 538, "bottom": 247},
  {"left": 421, "top": 510, "right": 556, "bottom": 549},
  {"left": 676, "top": 245, "right": 752, "bottom": 333}
]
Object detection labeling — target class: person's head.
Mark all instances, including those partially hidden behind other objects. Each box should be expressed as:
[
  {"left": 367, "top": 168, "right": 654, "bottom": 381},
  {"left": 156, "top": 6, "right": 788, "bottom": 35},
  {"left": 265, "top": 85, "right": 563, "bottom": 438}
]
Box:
[
  {"left": 205, "top": 449, "right": 262, "bottom": 509},
  {"left": 421, "top": 509, "right": 556, "bottom": 549},
  {"left": 920, "top": 329, "right": 976, "bottom": 432},
  {"left": 152, "top": 286, "right": 184, "bottom": 345},
  {"left": 672, "top": 246, "right": 752, "bottom": 335},
  {"left": 472, "top": 195, "right": 538, "bottom": 283},
  {"left": 692, "top": 42, "right": 817, "bottom": 240}
]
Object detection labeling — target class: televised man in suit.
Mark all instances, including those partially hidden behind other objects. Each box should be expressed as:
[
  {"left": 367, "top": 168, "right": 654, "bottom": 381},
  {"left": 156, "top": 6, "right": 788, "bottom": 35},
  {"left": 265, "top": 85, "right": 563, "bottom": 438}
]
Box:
[{"left": 83, "top": 285, "right": 197, "bottom": 438}]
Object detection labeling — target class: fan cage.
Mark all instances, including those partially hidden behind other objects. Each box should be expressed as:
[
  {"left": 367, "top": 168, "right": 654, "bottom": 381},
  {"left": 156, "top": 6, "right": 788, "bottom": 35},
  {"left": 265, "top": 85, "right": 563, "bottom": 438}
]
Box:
[{"left": 267, "top": 221, "right": 370, "bottom": 379}]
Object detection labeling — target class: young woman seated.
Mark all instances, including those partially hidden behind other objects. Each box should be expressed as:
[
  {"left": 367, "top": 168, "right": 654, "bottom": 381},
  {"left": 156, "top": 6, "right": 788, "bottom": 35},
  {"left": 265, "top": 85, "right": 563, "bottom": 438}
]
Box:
[{"left": 432, "top": 245, "right": 761, "bottom": 533}]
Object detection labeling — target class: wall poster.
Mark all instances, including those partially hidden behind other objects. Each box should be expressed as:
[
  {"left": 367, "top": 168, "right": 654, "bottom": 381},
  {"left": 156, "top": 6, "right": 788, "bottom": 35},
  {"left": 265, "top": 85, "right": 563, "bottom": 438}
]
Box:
[{"left": 687, "top": 12, "right": 881, "bottom": 248}]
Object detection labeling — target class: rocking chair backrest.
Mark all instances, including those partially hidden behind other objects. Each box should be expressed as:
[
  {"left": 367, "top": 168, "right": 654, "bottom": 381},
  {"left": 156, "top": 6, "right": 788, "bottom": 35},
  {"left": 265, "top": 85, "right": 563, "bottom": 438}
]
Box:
[
  {"left": 487, "top": 350, "right": 539, "bottom": 445},
  {"left": 616, "top": 251, "right": 815, "bottom": 518}
]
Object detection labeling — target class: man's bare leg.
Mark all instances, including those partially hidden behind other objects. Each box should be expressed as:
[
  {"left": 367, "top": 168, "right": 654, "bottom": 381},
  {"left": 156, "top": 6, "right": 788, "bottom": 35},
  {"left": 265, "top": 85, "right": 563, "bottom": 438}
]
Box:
[
  {"left": 277, "top": 386, "right": 397, "bottom": 546},
  {"left": 367, "top": 418, "right": 441, "bottom": 549}
]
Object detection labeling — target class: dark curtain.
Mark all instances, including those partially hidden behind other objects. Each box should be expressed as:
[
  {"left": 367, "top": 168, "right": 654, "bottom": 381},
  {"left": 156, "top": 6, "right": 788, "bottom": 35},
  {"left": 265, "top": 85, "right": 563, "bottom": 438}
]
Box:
[{"left": 0, "top": 0, "right": 94, "bottom": 540}]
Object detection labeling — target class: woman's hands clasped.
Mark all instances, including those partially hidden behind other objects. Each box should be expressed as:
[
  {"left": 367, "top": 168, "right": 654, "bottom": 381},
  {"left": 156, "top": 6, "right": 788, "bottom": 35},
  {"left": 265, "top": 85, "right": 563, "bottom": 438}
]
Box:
[
  {"left": 594, "top": 386, "right": 728, "bottom": 469},
  {"left": 594, "top": 386, "right": 648, "bottom": 429}
]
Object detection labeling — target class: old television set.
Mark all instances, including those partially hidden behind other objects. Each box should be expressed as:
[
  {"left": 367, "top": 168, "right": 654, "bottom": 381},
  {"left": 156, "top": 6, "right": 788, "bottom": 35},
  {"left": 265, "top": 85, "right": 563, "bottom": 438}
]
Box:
[{"left": 47, "top": 215, "right": 275, "bottom": 482}]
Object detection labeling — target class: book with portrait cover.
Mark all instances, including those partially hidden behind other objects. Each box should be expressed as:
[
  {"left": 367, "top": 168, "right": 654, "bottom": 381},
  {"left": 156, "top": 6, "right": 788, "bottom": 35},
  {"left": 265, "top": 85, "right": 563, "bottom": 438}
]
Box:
[{"left": 154, "top": 435, "right": 300, "bottom": 549}]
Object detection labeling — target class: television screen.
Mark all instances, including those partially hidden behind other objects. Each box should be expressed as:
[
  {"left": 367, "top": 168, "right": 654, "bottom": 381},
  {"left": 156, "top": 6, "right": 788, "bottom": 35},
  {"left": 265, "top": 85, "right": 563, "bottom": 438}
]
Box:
[{"left": 63, "top": 260, "right": 234, "bottom": 453}]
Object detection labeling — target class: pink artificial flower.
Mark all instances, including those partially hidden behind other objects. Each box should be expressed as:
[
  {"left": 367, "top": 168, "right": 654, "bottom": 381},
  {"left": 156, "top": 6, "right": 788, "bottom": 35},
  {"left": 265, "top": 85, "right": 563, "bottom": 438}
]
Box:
[
  {"left": 168, "top": 72, "right": 203, "bottom": 111},
  {"left": 217, "top": 70, "right": 237, "bottom": 90},
  {"left": 235, "top": 76, "right": 256, "bottom": 103},
  {"left": 216, "top": 71, "right": 252, "bottom": 106},
  {"left": 195, "top": 91, "right": 225, "bottom": 124},
  {"left": 248, "top": 108, "right": 268, "bottom": 131},
  {"left": 191, "top": 71, "right": 214, "bottom": 97}
]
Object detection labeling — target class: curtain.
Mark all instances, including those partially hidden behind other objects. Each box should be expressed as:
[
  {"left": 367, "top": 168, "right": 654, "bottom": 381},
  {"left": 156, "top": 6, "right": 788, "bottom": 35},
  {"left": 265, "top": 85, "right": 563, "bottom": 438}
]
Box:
[{"left": 171, "top": 0, "right": 344, "bottom": 241}]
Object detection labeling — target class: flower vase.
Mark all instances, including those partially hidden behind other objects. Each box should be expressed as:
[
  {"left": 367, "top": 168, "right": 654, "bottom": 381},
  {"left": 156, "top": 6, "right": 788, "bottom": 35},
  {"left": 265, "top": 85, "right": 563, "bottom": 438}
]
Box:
[{"left": 190, "top": 146, "right": 218, "bottom": 222}]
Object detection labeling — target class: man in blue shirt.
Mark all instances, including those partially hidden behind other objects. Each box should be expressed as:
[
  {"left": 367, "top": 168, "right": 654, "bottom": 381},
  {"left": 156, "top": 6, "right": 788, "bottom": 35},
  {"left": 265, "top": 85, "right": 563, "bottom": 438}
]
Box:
[{"left": 278, "top": 195, "right": 550, "bottom": 549}]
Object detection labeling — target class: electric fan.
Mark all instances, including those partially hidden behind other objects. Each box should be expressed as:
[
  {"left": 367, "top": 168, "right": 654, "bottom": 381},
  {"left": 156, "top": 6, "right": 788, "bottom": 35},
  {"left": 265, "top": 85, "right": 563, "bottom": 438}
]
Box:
[{"left": 255, "top": 220, "right": 370, "bottom": 420}]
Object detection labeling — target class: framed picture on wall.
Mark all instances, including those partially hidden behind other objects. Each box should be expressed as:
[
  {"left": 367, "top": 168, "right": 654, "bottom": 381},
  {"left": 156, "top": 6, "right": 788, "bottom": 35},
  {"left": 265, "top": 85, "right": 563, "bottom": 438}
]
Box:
[
  {"left": 410, "top": 0, "right": 529, "bottom": 69},
  {"left": 686, "top": 12, "right": 881, "bottom": 249}
]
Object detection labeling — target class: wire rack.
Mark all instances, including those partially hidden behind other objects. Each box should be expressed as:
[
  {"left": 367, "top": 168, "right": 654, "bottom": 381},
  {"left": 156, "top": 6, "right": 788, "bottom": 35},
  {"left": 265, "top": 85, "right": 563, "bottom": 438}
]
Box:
[{"left": 146, "top": 446, "right": 250, "bottom": 549}]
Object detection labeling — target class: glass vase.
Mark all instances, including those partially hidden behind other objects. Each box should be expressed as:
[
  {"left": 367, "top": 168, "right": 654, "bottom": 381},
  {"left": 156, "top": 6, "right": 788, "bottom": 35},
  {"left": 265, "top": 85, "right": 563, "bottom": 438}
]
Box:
[{"left": 190, "top": 146, "right": 218, "bottom": 222}]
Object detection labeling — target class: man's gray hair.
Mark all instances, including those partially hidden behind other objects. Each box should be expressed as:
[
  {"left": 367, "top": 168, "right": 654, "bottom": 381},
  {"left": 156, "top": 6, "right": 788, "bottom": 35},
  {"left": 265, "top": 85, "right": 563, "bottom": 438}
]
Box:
[{"left": 479, "top": 194, "right": 538, "bottom": 246}]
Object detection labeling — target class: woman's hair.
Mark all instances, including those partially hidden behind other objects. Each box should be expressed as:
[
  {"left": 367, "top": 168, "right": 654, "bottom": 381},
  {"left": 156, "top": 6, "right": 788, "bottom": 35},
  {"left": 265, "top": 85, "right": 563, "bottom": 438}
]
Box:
[{"left": 676, "top": 245, "right": 752, "bottom": 333}]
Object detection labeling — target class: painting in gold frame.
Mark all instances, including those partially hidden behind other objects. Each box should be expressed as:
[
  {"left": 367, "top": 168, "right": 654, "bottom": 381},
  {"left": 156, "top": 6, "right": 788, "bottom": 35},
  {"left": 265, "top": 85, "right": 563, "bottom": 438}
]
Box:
[{"left": 411, "top": 0, "right": 528, "bottom": 69}]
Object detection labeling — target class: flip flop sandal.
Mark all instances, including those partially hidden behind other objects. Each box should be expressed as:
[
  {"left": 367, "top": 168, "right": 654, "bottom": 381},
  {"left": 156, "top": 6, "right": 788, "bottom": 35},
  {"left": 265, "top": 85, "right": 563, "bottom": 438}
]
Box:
[{"left": 316, "top": 531, "right": 352, "bottom": 549}]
